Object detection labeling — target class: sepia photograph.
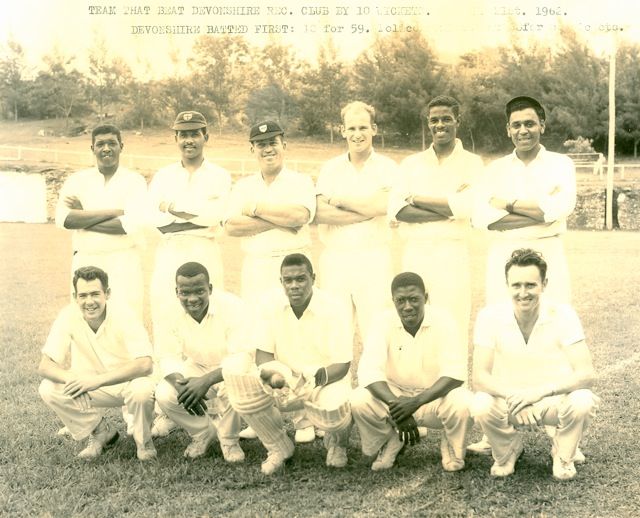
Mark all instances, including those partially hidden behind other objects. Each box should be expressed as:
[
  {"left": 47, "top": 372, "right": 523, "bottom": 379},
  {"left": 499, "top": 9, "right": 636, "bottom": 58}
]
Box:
[{"left": 1, "top": 1, "right": 639, "bottom": 516}]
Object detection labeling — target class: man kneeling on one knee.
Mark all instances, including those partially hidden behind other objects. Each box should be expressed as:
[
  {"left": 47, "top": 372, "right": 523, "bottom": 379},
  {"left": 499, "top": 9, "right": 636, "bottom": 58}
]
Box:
[
  {"left": 470, "top": 248, "right": 598, "bottom": 480},
  {"left": 223, "top": 253, "right": 353, "bottom": 475},
  {"left": 351, "top": 272, "right": 473, "bottom": 472}
]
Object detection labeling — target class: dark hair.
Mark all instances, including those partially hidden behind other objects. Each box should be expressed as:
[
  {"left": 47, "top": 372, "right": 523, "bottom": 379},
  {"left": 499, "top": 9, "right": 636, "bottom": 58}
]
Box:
[
  {"left": 176, "top": 262, "right": 210, "bottom": 284},
  {"left": 505, "top": 97, "right": 546, "bottom": 123},
  {"left": 281, "top": 253, "right": 314, "bottom": 275},
  {"left": 427, "top": 95, "right": 460, "bottom": 118},
  {"left": 391, "top": 272, "right": 426, "bottom": 295},
  {"left": 73, "top": 266, "right": 109, "bottom": 292},
  {"left": 504, "top": 248, "right": 548, "bottom": 281},
  {"left": 92, "top": 124, "right": 122, "bottom": 145}
]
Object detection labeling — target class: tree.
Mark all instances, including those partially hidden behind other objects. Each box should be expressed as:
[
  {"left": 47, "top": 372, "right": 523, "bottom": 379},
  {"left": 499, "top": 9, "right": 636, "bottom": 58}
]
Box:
[
  {"left": 245, "top": 39, "right": 301, "bottom": 125},
  {"left": 352, "top": 32, "right": 445, "bottom": 145},
  {"left": 546, "top": 24, "right": 608, "bottom": 149},
  {"left": 297, "top": 37, "right": 350, "bottom": 141},
  {"left": 0, "top": 37, "right": 27, "bottom": 121},
  {"left": 88, "top": 35, "right": 132, "bottom": 120},
  {"left": 31, "top": 50, "right": 90, "bottom": 131},
  {"left": 615, "top": 41, "right": 640, "bottom": 157},
  {"left": 190, "top": 35, "right": 252, "bottom": 134}
]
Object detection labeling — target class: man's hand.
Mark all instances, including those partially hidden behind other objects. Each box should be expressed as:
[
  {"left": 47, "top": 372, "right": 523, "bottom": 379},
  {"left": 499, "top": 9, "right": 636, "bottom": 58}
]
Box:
[
  {"left": 175, "top": 377, "right": 210, "bottom": 416},
  {"left": 241, "top": 201, "right": 257, "bottom": 217},
  {"left": 506, "top": 388, "right": 545, "bottom": 416},
  {"left": 489, "top": 197, "right": 508, "bottom": 210},
  {"left": 396, "top": 416, "right": 420, "bottom": 446},
  {"left": 512, "top": 405, "right": 543, "bottom": 432},
  {"left": 64, "top": 195, "right": 83, "bottom": 210},
  {"left": 388, "top": 396, "right": 421, "bottom": 424},
  {"left": 159, "top": 201, "right": 175, "bottom": 213},
  {"left": 63, "top": 376, "right": 101, "bottom": 399}
]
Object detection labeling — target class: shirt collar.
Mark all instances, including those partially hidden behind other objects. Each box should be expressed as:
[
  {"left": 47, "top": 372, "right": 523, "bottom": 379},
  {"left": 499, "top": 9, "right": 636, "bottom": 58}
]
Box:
[
  {"left": 425, "top": 139, "right": 464, "bottom": 163},
  {"left": 345, "top": 149, "right": 377, "bottom": 166},
  {"left": 392, "top": 304, "right": 434, "bottom": 332},
  {"left": 282, "top": 289, "right": 318, "bottom": 317},
  {"left": 509, "top": 144, "right": 547, "bottom": 165}
]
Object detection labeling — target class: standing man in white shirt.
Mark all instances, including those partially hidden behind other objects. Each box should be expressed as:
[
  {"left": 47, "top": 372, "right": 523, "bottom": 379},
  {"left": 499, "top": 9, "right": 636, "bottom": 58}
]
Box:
[
  {"left": 38, "top": 266, "right": 156, "bottom": 461},
  {"left": 470, "top": 248, "right": 598, "bottom": 480},
  {"left": 472, "top": 96, "right": 576, "bottom": 305},
  {"left": 55, "top": 124, "right": 147, "bottom": 318},
  {"left": 351, "top": 272, "right": 472, "bottom": 472},
  {"left": 222, "top": 254, "right": 353, "bottom": 474},
  {"left": 148, "top": 110, "right": 231, "bottom": 337},
  {"left": 154, "top": 262, "right": 250, "bottom": 462},
  {"left": 314, "top": 101, "right": 397, "bottom": 337},
  {"left": 224, "top": 121, "right": 316, "bottom": 302},
  {"left": 388, "top": 95, "right": 483, "bottom": 344},
  {"left": 147, "top": 111, "right": 232, "bottom": 438}
]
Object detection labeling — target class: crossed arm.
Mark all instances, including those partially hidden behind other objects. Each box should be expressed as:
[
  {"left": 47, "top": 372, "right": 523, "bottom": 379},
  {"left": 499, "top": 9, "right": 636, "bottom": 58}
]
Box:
[
  {"left": 395, "top": 183, "right": 472, "bottom": 224},
  {"left": 313, "top": 189, "right": 389, "bottom": 225},
  {"left": 38, "top": 354, "right": 152, "bottom": 410},
  {"left": 62, "top": 196, "right": 126, "bottom": 234},
  {"left": 225, "top": 203, "right": 310, "bottom": 237},
  {"left": 487, "top": 186, "right": 561, "bottom": 230},
  {"left": 366, "top": 377, "right": 463, "bottom": 445}
]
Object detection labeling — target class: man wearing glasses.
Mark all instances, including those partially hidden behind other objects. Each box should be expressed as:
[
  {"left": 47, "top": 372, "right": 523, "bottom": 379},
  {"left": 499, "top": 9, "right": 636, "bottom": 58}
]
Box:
[{"left": 351, "top": 272, "right": 472, "bottom": 472}]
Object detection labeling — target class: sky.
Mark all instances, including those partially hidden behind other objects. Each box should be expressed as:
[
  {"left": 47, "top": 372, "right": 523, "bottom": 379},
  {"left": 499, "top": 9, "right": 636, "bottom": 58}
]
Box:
[{"left": 2, "top": 0, "right": 639, "bottom": 78}]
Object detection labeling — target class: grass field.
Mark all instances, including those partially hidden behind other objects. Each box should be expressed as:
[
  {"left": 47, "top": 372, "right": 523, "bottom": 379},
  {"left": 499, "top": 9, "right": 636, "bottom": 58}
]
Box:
[{"left": 1, "top": 222, "right": 640, "bottom": 517}]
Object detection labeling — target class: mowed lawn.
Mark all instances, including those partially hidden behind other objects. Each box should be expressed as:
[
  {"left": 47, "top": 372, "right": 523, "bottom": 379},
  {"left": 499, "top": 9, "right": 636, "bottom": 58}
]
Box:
[{"left": 1, "top": 223, "right": 640, "bottom": 517}]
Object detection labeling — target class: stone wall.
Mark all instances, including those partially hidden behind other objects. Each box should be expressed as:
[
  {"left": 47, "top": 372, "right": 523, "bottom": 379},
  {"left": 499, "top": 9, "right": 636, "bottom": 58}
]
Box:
[{"left": 568, "top": 186, "right": 640, "bottom": 230}]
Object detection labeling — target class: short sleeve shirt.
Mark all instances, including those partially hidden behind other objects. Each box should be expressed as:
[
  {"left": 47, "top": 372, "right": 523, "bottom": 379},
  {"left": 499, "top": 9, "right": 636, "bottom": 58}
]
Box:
[
  {"left": 155, "top": 289, "right": 252, "bottom": 376},
  {"left": 256, "top": 288, "right": 353, "bottom": 374},
  {"left": 357, "top": 305, "right": 467, "bottom": 390},
  {"left": 42, "top": 303, "right": 152, "bottom": 375},
  {"left": 473, "top": 300, "right": 586, "bottom": 389}
]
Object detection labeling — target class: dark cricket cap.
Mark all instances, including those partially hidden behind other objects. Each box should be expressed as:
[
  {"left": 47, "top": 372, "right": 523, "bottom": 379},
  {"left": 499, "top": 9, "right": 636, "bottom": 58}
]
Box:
[
  {"left": 172, "top": 111, "right": 207, "bottom": 130},
  {"left": 505, "top": 96, "right": 546, "bottom": 121},
  {"left": 249, "top": 120, "right": 284, "bottom": 142}
]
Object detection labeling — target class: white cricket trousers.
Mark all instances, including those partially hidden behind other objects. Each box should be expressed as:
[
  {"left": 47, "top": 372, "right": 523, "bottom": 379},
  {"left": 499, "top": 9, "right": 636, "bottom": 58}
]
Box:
[
  {"left": 155, "top": 360, "right": 241, "bottom": 445},
  {"left": 151, "top": 234, "right": 223, "bottom": 339},
  {"left": 72, "top": 246, "right": 143, "bottom": 319},
  {"left": 319, "top": 245, "right": 392, "bottom": 338},
  {"left": 351, "top": 385, "right": 473, "bottom": 458},
  {"left": 470, "top": 389, "right": 599, "bottom": 464},
  {"left": 402, "top": 239, "right": 471, "bottom": 346},
  {"left": 485, "top": 234, "right": 571, "bottom": 305},
  {"left": 241, "top": 248, "right": 311, "bottom": 302},
  {"left": 38, "top": 377, "right": 155, "bottom": 449}
]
